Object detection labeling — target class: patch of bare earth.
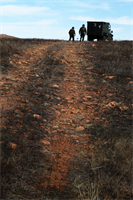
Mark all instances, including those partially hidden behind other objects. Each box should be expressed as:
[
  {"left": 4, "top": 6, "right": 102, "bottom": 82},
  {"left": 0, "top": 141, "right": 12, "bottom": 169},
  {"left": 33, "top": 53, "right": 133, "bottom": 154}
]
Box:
[{"left": 0, "top": 39, "right": 132, "bottom": 199}]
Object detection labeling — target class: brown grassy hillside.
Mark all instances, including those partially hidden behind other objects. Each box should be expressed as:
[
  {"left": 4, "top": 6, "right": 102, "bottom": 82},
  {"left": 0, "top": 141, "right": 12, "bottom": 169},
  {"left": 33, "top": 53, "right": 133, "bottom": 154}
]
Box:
[
  {"left": 0, "top": 34, "right": 19, "bottom": 39},
  {"left": 0, "top": 38, "right": 132, "bottom": 200}
]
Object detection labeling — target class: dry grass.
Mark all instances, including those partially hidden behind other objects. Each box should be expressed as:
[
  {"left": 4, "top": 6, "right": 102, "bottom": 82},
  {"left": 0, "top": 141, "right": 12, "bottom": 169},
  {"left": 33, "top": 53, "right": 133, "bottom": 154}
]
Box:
[
  {"left": 69, "top": 128, "right": 132, "bottom": 200},
  {"left": 0, "top": 38, "right": 62, "bottom": 57},
  {"left": 0, "top": 38, "right": 132, "bottom": 199},
  {"left": 68, "top": 40, "right": 132, "bottom": 200},
  {"left": 94, "top": 41, "right": 132, "bottom": 76}
]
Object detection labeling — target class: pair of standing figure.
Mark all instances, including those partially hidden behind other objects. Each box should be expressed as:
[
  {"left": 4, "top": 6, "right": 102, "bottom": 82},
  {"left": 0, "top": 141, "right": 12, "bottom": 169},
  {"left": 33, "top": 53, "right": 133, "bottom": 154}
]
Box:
[{"left": 68, "top": 24, "right": 87, "bottom": 41}]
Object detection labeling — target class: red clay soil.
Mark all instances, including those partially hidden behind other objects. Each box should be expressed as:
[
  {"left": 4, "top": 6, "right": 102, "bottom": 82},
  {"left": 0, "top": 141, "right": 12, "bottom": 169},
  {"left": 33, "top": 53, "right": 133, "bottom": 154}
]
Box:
[
  {"left": 1, "top": 40, "right": 132, "bottom": 199},
  {"left": 1, "top": 41, "right": 95, "bottom": 185}
]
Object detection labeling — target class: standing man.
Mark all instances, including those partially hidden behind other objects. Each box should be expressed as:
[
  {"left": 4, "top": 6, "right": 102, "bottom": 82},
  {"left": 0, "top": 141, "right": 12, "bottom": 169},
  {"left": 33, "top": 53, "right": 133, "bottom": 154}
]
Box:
[
  {"left": 68, "top": 27, "right": 75, "bottom": 41},
  {"left": 79, "top": 24, "right": 87, "bottom": 41}
]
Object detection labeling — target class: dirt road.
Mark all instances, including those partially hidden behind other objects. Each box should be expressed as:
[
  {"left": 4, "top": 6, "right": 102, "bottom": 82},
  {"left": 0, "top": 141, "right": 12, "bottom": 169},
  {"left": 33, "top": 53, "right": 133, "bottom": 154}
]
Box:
[{"left": 1, "top": 40, "right": 132, "bottom": 199}]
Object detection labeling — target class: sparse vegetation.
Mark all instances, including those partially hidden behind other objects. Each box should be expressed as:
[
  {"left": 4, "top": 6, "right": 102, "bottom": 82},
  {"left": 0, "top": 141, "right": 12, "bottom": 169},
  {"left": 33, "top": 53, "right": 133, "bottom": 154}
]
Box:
[
  {"left": 0, "top": 38, "right": 61, "bottom": 57},
  {"left": 0, "top": 36, "right": 132, "bottom": 199}
]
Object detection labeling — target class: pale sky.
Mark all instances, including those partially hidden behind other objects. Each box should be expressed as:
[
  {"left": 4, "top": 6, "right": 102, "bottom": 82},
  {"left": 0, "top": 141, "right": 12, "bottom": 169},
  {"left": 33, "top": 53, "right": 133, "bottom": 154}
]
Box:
[{"left": 0, "top": 0, "right": 133, "bottom": 40}]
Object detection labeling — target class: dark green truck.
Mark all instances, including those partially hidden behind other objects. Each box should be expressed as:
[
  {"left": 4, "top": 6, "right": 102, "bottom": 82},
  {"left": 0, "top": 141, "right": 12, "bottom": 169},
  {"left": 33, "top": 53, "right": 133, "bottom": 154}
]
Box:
[{"left": 87, "top": 21, "right": 113, "bottom": 41}]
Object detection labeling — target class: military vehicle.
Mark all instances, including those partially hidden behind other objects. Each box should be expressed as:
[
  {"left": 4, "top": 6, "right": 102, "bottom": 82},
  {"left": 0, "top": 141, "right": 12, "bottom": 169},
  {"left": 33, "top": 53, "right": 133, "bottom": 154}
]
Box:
[{"left": 87, "top": 21, "right": 113, "bottom": 41}]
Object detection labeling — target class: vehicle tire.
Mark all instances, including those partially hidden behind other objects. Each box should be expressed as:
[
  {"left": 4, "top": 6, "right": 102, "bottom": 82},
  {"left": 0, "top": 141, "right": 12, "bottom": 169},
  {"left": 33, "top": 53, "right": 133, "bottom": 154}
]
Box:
[
  {"left": 98, "top": 36, "right": 103, "bottom": 41},
  {"left": 88, "top": 36, "right": 93, "bottom": 41}
]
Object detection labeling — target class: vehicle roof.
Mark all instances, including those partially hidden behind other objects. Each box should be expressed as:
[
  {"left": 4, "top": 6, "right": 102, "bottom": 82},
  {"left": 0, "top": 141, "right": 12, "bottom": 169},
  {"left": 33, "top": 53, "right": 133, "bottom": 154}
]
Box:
[{"left": 87, "top": 21, "right": 109, "bottom": 24}]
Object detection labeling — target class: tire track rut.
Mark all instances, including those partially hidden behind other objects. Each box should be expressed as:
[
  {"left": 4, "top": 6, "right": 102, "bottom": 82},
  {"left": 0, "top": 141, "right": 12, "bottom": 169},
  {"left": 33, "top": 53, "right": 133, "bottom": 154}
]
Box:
[{"left": 41, "top": 42, "right": 97, "bottom": 191}]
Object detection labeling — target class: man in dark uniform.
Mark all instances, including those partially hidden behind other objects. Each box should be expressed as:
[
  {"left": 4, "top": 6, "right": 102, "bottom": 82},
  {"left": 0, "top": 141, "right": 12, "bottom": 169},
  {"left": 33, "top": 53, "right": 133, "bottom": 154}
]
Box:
[
  {"left": 79, "top": 24, "right": 87, "bottom": 41},
  {"left": 68, "top": 27, "right": 75, "bottom": 41}
]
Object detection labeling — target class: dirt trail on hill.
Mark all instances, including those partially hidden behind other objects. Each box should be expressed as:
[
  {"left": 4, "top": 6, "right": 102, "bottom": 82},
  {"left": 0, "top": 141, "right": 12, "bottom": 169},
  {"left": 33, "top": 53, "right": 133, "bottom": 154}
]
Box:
[
  {"left": 41, "top": 42, "right": 97, "bottom": 190},
  {"left": 1, "top": 41, "right": 98, "bottom": 196},
  {"left": 1, "top": 40, "right": 132, "bottom": 199}
]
